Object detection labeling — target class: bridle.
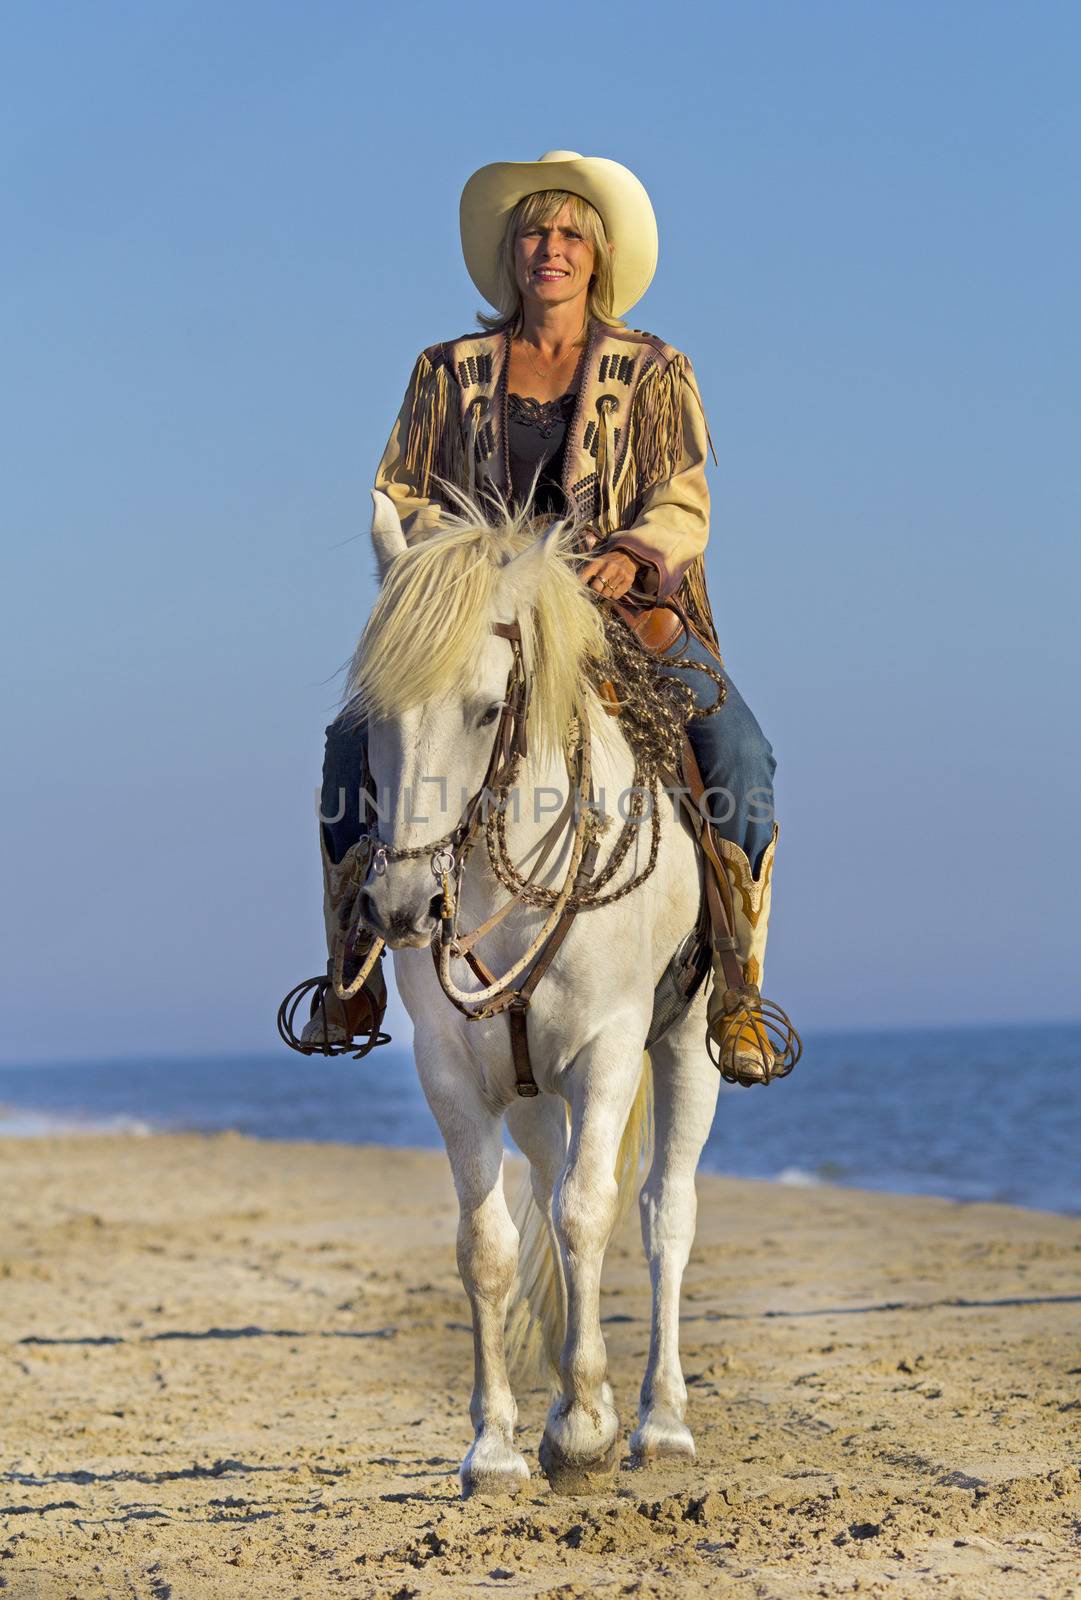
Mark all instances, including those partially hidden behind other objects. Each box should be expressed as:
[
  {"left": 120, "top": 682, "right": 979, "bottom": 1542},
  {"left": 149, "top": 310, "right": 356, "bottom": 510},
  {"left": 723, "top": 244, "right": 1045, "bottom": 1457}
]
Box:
[{"left": 330, "top": 618, "right": 601, "bottom": 1051}]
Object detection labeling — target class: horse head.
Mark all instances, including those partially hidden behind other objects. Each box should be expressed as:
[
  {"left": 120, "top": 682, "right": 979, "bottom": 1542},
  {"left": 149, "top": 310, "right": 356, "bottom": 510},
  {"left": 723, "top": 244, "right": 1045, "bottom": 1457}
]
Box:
[{"left": 348, "top": 490, "right": 606, "bottom": 948}]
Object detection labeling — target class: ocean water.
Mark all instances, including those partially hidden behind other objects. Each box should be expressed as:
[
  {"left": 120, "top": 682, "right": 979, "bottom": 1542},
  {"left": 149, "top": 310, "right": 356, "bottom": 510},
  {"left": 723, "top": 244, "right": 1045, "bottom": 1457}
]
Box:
[{"left": 0, "top": 1022, "right": 1078, "bottom": 1216}]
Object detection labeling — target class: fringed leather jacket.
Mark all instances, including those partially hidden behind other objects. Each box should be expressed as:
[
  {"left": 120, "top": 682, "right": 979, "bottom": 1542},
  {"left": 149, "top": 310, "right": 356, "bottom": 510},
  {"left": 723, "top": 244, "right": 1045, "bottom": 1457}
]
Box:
[{"left": 374, "top": 316, "right": 719, "bottom": 653}]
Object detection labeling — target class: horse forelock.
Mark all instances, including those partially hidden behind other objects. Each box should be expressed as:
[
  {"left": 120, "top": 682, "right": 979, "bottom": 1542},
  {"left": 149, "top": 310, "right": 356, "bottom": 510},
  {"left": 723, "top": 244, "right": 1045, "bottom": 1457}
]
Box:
[{"left": 345, "top": 495, "right": 610, "bottom": 761}]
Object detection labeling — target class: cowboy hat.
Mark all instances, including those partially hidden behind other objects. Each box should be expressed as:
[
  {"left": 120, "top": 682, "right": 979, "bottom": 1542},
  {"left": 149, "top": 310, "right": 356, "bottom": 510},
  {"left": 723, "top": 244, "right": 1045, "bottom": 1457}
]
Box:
[{"left": 459, "top": 150, "right": 658, "bottom": 319}]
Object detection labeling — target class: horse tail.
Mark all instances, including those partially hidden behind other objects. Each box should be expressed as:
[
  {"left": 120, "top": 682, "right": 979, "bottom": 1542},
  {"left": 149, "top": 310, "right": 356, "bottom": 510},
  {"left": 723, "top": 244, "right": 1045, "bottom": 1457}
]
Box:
[
  {"left": 506, "top": 1052, "right": 655, "bottom": 1383},
  {"left": 614, "top": 1050, "right": 656, "bottom": 1232},
  {"left": 506, "top": 1173, "right": 564, "bottom": 1383}
]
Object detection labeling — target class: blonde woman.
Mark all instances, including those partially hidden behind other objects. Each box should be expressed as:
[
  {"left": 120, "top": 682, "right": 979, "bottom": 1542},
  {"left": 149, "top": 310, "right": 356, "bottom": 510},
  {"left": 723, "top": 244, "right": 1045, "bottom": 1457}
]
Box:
[{"left": 297, "top": 150, "right": 792, "bottom": 1083}]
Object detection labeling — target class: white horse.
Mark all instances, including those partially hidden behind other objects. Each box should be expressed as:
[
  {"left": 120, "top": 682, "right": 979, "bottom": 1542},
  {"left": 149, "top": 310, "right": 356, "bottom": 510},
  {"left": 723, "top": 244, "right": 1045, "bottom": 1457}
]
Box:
[{"left": 350, "top": 489, "right": 720, "bottom": 1498}]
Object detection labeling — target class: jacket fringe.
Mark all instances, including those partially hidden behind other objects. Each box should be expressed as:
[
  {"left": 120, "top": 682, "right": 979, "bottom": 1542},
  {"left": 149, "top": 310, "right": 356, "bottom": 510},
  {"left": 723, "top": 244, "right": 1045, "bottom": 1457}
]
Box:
[
  {"left": 681, "top": 553, "right": 720, "bottom": 658},
  {"left": 614, "top": 352, "right": 686, "bottom": 527},
  {"left": 401, "top": 340, "right": 721, "bottom": 657},
  {"left": 403, "top": 353, "right": 467, "bottom": 506},
  {"left": 615, "top": 354, "right": 720, "bottom": 657}
]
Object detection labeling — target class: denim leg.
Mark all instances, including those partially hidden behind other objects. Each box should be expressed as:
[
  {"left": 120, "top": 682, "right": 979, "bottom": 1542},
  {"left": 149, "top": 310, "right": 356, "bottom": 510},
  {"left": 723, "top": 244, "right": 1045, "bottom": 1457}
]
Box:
[
  {"left": 319, "top": 704, "right": 371, "bottom": 866},
  {"left": 655, "top": 633, "right": 777, "bottom": 876}
]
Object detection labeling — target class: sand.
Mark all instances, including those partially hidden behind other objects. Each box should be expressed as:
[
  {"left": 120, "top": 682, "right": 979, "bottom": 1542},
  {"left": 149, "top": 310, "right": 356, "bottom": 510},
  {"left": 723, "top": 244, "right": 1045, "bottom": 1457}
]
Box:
[{"left": 1, "top": 1130, "right": 1078, "bottom": 1600}]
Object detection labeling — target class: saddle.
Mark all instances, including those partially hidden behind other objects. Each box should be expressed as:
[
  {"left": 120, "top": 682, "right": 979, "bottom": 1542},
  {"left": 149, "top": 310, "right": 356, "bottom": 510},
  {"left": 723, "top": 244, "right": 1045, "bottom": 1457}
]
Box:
[{"left": 612, "top": 596, "right": 685, "bottom": 654}]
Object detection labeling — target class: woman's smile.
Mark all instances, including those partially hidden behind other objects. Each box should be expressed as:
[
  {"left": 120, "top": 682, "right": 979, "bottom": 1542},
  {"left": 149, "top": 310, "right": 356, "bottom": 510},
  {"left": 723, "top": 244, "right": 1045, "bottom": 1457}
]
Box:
[{"left": 513, "top": 201, "right": 596, "bottom": 308}]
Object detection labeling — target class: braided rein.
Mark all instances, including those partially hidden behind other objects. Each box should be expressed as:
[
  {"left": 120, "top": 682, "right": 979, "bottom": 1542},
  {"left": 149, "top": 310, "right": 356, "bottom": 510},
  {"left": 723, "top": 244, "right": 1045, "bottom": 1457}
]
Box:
[{"left": 483, "top": 605, "right": 726, "bottom": 912}]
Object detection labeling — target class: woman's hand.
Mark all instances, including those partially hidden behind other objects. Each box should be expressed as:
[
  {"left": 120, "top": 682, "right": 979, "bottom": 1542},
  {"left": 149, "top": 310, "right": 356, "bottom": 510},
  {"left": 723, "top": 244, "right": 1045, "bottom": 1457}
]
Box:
[{"left": 579, "top": 550, "right": 638, "bottom": 600}]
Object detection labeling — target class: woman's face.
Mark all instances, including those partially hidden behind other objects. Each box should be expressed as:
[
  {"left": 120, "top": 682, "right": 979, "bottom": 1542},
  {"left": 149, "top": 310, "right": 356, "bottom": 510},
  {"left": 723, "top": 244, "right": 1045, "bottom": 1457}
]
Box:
[{"left": 513, "top": 200, "right": 596, "bottom": 313}]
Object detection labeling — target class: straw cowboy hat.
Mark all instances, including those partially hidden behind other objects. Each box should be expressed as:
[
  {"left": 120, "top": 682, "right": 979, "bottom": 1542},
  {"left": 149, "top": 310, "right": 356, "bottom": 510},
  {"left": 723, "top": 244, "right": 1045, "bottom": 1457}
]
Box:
[{"left": 459, "top": 150, "right": 659, "bottom": 318}]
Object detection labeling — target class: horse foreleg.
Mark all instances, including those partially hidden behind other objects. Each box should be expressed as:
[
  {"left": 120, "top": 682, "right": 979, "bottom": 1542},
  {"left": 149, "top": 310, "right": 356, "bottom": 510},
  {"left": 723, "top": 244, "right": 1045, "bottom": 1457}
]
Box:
[
  {"left": 632, "top": 1007, "right": 719, "bottom": 1463},
  {"left": 539, "top": 1036, "right": 643, "bottom": 1494},
  {"left": 415, "top": 1041, "right": 530, "bottom": 1499}
]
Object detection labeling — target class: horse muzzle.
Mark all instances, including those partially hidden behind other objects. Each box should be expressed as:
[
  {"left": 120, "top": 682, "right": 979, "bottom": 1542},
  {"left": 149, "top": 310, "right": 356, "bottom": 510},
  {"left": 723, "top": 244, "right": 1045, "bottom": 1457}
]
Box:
[{"left": 357, "top": 885, "right": 441, "bottom": 949}]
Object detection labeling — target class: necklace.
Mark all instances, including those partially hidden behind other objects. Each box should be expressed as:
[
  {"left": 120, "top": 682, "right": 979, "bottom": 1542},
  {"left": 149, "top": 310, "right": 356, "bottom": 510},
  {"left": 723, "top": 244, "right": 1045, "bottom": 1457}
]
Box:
[{"left": 519, "top": 328, "right": 586, "bottom": 381}]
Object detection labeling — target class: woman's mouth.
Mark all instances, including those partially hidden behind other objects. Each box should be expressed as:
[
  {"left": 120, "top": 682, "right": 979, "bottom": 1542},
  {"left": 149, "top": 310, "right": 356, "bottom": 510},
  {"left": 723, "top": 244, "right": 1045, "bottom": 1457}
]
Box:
[{"left": 533, "top": 268, "right": 569, "bottom": 281}]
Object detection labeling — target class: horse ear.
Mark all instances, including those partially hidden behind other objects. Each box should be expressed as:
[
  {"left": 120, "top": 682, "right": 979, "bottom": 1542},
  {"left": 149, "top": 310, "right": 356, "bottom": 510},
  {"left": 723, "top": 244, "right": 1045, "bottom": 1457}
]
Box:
[
  {"left": 499, "top": 521, "right": 563, "bottom": 608},
  {"left": 370, "top": 490, "right": 408, "bottom": 579}
]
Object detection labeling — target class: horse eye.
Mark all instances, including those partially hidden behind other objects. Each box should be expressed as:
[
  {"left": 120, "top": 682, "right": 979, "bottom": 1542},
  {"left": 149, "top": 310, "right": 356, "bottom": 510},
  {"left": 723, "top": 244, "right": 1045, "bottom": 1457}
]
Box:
[{"left": 478, "top": 704, "right": 502, "bottom": 728}]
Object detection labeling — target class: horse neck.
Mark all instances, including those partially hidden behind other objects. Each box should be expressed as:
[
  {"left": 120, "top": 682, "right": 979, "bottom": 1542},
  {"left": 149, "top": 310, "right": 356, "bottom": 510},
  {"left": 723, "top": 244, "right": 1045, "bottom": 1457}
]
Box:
[{"left": 460, "top": 703, "right": 635, "bottom": 921}]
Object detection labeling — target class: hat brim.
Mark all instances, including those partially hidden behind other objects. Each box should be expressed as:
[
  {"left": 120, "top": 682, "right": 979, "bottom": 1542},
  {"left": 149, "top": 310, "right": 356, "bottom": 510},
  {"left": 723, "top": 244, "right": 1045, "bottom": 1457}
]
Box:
[{"left": 459, "top": 155, "right": 658, "bottom": 319}]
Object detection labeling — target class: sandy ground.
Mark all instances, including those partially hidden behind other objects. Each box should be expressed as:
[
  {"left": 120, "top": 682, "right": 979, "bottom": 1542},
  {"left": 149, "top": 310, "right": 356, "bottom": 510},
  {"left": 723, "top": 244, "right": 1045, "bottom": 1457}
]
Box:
[{"left": 1, "top": 1131, "right": 1079, "bottom": 1600}]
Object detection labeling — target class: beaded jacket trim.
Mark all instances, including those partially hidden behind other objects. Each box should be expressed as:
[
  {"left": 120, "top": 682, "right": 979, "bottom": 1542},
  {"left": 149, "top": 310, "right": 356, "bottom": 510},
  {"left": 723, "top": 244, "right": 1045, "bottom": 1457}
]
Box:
[{"left": 400, "top": 320, "right": 719, "bottom": 651}]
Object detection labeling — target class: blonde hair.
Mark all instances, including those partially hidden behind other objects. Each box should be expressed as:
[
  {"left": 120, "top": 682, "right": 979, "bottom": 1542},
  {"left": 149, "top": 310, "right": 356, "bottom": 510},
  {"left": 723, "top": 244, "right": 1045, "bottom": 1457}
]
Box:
[
  {"left": 476, "top": 189, "right": 626, "bottom": 334},
  {"left": 345, "top": 489, "right": 609, "bottom": 764}
]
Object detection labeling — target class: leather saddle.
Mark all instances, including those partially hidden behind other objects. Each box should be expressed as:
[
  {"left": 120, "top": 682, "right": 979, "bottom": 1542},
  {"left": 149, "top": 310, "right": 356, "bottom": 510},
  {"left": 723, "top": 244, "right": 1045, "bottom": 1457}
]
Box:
[{"left": 611, "top": 592, "right": 686, "bottom": 654}]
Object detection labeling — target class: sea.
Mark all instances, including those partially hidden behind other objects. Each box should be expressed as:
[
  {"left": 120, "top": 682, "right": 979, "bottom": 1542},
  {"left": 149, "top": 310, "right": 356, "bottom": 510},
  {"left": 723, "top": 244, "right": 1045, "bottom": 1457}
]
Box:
[{"left": 0, "top": 1022, "right": 1078, "bottom": 1217}]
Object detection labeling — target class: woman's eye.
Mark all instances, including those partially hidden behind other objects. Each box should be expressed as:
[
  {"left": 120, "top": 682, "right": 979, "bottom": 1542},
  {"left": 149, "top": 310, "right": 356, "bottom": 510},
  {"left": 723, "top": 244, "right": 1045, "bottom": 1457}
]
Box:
[{"left": 478, "top": 705, "right": 502, "bottom": 727}]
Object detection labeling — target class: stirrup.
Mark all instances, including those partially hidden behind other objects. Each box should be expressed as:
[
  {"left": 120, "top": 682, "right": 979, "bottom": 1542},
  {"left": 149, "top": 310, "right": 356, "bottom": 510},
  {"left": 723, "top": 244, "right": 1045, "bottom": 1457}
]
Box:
[
  {"left": 706, "top": 982, "right": 802, "bottom": 1087},
  {"left": 276, "top": 960, "right": 390, "bottom": 1061}
]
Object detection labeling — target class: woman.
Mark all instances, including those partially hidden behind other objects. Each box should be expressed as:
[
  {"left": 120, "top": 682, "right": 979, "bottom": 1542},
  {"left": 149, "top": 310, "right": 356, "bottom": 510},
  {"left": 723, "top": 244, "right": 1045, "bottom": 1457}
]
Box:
[{"left": 298, "top": 150, "right": 792, "bottom": 1083}]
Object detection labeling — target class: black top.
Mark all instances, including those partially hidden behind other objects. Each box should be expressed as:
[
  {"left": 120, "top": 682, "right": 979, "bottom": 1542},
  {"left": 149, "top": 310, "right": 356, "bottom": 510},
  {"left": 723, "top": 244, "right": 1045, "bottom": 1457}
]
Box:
[{"left": 507, "top": 390, "right": 575, "bottom": 517}]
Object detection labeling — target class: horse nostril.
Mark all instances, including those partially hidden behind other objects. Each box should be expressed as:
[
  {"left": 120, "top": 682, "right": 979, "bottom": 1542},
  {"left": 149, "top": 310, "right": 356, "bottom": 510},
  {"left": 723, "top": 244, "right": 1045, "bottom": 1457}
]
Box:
[
  {"left": 357, "top": 890, "right": 378, "bottom": 930},
  {"left": 428, "top": 891, "right": 443, "bottom": 922}
]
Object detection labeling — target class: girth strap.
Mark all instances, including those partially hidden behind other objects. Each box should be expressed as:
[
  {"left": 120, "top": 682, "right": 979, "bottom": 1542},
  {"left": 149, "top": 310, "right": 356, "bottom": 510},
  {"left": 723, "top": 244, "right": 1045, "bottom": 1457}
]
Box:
[
  {"left": 507, "top": 1005, "right": 535, "bottom": 1098},
  {"left": 504, "top": 832, "right": 602, "bottom": 1094}
]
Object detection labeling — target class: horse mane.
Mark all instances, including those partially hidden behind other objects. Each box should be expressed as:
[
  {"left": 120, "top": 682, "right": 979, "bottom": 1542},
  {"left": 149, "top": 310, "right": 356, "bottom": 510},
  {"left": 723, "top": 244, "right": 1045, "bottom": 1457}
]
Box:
[{"left": 345, "top": 488, "right": 611, "bottom": 763}]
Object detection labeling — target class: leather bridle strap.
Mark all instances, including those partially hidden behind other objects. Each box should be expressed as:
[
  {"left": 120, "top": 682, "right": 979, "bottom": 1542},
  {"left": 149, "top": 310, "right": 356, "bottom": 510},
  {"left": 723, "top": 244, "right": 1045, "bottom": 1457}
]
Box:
[
  {"left": 506, "top": 829, "right": 602, "bottom": 1095},
  {"left": 460, "top": 822, "right": 602, "bottom": 1096},
  {"left": 490, "top": 618, "right": 529, "bottom": 756},
  {"left": 455, "top": 619, "right": 529, "bottom": 844}
]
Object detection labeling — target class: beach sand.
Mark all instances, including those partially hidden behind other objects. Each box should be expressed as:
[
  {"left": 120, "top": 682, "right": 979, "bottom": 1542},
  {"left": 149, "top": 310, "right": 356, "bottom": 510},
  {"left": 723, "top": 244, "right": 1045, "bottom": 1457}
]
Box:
[{"left": 1, "top": 1131, "right": 1078, "bottom": 1600}]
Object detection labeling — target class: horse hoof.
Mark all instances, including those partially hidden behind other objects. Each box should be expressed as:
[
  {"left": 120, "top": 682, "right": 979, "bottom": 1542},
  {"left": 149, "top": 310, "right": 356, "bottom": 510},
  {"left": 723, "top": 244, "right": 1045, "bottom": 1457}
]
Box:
[
  {"left": 538, "top": 1430, "right": 621, "bottom": 1496},
  {"left": 630, "top": 1415, "right": 696, "bottom": 1465},
  {"left": 459, "top": 1437, "right": 530, "bottom": 1500}
]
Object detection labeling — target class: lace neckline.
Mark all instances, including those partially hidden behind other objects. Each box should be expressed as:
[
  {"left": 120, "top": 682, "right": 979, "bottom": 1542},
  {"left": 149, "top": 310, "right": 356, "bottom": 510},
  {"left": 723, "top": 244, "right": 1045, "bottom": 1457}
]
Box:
[{"left": 507, "top": 390, "right": 577, "bottom": 439}]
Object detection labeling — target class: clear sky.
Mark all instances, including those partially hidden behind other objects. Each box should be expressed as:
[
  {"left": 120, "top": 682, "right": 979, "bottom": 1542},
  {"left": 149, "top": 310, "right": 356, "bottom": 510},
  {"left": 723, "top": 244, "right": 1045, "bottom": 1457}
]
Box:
[{"left": 3, "top": 0, "right": 1079, "bottom": 1063}]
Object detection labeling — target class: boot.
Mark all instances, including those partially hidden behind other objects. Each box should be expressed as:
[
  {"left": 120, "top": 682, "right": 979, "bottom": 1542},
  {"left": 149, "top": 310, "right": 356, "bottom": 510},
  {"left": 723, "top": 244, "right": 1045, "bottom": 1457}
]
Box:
[
  {"left": 277, "top": 832, "right": 390, "bottom": 1058},
  {"left": 704, "top": 825, "right": 800, "bottom": 1086},
  {"left": 298, "top": 952, "right": 388, "bottom": 1053}
]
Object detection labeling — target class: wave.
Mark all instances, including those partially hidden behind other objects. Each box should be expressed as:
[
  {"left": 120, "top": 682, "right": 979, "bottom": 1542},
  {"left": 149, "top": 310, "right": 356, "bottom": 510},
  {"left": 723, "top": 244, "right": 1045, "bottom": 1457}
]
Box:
[
  {"left": 0, "top": 1106, "right": 157, "bottom": 1138},
  {"left": 774, "top": 1165, "right": 825, "bottom": 1188}
]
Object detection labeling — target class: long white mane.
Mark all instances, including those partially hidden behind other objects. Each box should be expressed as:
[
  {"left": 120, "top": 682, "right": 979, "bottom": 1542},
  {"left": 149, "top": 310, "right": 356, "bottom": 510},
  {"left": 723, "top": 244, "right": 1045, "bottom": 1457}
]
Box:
[{"left": 345, "top": 492, "right": 611, "bottom": 763}]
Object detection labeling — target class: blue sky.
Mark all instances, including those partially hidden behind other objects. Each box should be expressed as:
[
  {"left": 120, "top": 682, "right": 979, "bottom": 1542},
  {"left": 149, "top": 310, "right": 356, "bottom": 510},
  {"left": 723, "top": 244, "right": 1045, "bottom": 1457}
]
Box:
[{"left": 3, "top": 0, "right": 1079, "bottom": 1063}]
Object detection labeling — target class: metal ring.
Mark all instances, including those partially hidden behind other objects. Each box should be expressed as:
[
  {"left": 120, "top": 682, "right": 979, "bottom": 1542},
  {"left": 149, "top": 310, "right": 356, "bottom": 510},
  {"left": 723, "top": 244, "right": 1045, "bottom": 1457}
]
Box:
[{"left": 431, "top": 846, "right": 456, "bottom": 879}]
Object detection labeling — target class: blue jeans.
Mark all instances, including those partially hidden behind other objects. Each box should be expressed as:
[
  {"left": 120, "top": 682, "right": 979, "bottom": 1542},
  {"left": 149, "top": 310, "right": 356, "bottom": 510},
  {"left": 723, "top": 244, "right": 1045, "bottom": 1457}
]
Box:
[
  {"left": 319, "top": 634, "right": 776, "bottom": 878},
  {"left": 655, "top": 629, "right": 777, "bottom": 877}
]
